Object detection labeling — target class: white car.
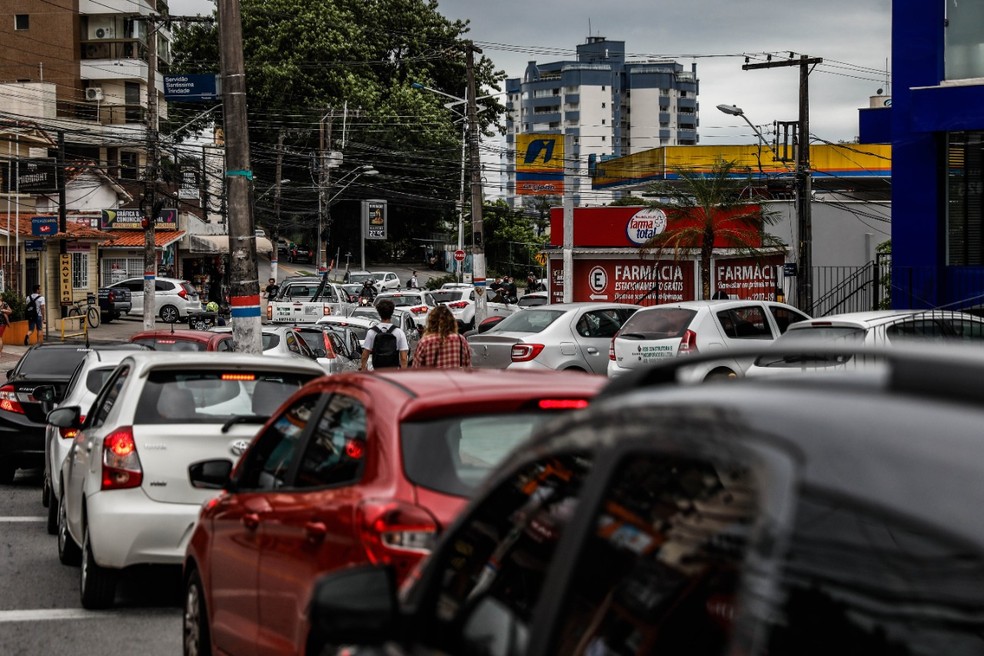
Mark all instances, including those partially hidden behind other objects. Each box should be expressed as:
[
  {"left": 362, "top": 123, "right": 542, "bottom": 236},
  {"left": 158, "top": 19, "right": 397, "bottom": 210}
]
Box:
[
  {"left": 208, "top": 325, "right": 320, "bottom": 361},
  {"left": 42, "top": 345, "right": 149, "bottom": 536},
  {"left": 745, "top": 309, "right": 984, "bottom": 376},
  {"left": 52, "top": 352, "right": 324, "bottom": 609},
  {"left": 109, "top": 277, "right": 202, "bottom": 323},
  {"left": 316, "top": 314, "right": 379, "bottom": 346},
  {"left": 370, "top": 271, "right": 402, "bottom": 291},
  {"left": 268, "top": 277, "right": 353, "bottom": 322},
  {"left": 607, "top": 299, "right": 811, "bottom": 381},
  {"left": 430, "top": 287, "right": 518, "bottom": 331},
  {"left": 374, "top": 291, "right": 436, "bottom": 329},
  {"left": 517, "top": 291, "right": 550, "bottom": 309}
]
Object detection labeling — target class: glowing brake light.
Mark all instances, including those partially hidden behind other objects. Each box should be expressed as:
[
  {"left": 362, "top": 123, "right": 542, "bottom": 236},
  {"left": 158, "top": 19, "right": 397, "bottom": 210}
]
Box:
[
  {"left": 448, "top": 301, "right": 469, "bottom": 309},
  {"left": 0, "top": 384, "right": 24, "bottom": 414},
  {"left": 101, "top": 426, "right": 143, "bottom": 490},
  {"left": 221, "top": 373, "right": 255, "bottom": 381},
  {"left": 538, "top": 399, "right": 589, "bottom": 410},
  {"left": 59, "top": 415, "right": 85, "bottom": 439},
  {"left": 409, "top": 306, "right": 428, "bottom": 314},
  {"left": 157, "top": 339, "right": 176, "bottom": 345}
]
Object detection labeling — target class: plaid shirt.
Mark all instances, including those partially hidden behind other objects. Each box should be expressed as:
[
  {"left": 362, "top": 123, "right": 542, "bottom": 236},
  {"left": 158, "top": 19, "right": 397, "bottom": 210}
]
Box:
[{"left": 412, "top": 333, "right": 472, "bottom": 369}]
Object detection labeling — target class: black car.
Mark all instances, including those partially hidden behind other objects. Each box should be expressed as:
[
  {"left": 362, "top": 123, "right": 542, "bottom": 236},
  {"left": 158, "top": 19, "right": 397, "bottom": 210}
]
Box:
[
  {"left": 305, "top": 344, "right": 984, "bottom": 656},
  {"left": 0, "top": 343, "right": 96, "bottom": 483},
  {"left": 289, "top": 245, "right": 313, "bottom": 264}
]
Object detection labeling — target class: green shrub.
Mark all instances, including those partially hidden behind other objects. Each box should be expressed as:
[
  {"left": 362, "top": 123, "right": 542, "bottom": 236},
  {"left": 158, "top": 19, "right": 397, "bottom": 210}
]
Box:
[
  {"left": 424, "top": 273, "right": 458, "bottom": 290},
  {"left": 2, "top": 290, "right": 26, "bottom": 321}
]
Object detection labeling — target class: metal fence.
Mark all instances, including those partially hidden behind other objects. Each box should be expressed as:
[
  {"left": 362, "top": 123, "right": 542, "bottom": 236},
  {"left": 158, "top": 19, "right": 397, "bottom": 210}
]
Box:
[{"left": 809, "top": 255, "right": 892, "bottom": 316}]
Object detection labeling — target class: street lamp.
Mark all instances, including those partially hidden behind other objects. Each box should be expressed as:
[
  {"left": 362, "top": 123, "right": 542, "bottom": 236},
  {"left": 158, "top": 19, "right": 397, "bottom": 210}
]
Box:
[
  {"left": 319, "top": 164, "right": 377, "bottom": 273},
  {"left": 254, "top": 179, "right": 290, "bottom": 280},
  {"left": 715, "top": 104, "right": 791, "bottom": 174}
]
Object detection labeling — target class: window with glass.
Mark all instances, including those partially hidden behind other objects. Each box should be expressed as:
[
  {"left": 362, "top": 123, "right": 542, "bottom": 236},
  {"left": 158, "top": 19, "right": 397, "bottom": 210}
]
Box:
[
  {"left": 237, "top": 394, "right": 322, "bottom": 490},
  {"left": 946, "top": 132, "right": 984, "bottom": 266},
  {"left": 716, "top": 306, "right": 773, "bottom": 339},
  {"left": 71, "top": 252, "right": 89, "bottom": 290},
  {"left": 90, "top": 366, "right": 130, "bottom": 429},
  {"left": 945, "top": 0, "right": 984, "bottom": 80},
  {"left": 15, "top": 14, "right": 29, "bottom": 30},
  {"left": 294, "top": 394, "right": 367, "bottom": 488}
]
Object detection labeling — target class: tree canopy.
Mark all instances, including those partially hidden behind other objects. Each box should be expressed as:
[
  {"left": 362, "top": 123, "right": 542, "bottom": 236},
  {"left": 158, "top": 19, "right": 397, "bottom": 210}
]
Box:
[{"left": 167, "top": 0, "right": 505, "bottom": 256}]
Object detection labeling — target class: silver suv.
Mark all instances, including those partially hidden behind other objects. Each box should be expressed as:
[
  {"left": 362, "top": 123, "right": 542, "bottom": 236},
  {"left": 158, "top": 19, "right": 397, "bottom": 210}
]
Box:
[
  {"left": 109, "top": 277, "right": 202, "bottom": 323},
  {"left": 608, "top": 299, "right": 810, "bottom": 380}
]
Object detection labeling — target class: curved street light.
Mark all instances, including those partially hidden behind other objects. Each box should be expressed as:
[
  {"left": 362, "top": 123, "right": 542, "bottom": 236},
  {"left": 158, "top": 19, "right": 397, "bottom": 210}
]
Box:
[
  {"left": 715, "top": 104, "right": 792, "bottom": 174},
  {"left": 318, "top": 164, "right": 378, "bottom": 274}
]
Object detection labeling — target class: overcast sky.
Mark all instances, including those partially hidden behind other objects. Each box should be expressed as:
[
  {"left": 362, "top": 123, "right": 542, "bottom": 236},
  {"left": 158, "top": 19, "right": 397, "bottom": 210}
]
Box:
[{"left": 169, "top": 0, "right": 892, "bottom": 144}]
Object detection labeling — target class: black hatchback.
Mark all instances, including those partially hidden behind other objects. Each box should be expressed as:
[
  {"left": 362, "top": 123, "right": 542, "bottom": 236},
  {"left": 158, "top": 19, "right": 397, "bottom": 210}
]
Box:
[{"left": 0, "top": 343, "right": 95, "bottom": 483}]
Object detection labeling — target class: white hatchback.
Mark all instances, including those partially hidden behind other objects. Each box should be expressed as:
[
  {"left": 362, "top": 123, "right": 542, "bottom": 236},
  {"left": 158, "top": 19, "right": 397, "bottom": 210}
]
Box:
[
  {"left": 51, "top": 352, "right": 324, "bottom": 609},
  {"left": 109, "top": 277, "right": 202, "bottom": 323},
  {"left": 608, "top": 300, "right": 811, "bottom": 381},
  {"left": 430, "top": 287, "right": 518, "bottom": 331},
  {"left": 374, "top": 291, "right": 436, "bottom": 329}
]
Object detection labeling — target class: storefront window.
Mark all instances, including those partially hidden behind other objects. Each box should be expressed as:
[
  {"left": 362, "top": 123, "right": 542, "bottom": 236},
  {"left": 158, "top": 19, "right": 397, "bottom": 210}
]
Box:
[
  {"left": 71, "top": 252, "right": 89, "bottom": 290},
  {"left": 945, "top": 0, "right": 984, "bottom": 80},
  {"left": 946, "top": 131, "right": 984, "bottom": 266}
]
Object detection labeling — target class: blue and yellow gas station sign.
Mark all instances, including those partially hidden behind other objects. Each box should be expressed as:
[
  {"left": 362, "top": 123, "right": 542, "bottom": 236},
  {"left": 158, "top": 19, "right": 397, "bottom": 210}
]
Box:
[{"left": 516, "top": 133, "right": 564, "bottom": 195}]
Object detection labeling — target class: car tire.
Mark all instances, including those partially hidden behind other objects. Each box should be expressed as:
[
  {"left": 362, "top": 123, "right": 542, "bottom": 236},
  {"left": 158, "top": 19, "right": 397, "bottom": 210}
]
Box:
[
  {"left": 46, "top": 490, "right": 58, "bottom": 536},
  {"left": 0, "top": 461, "right": 14, "bottom": 485},
  {"left": 81, "top": 523, "right": 117, "bottom": 609},
  {"left": 183, "top": 569, "right": 212, "bottom": 656},
  {"left": 42, "top": 475, "right": 51, "bottom": 507},
  {"left": 160, "top": 305, "right": 179, "bottom": 323},
  {"left": 704, "top": 368, "right": 737, "bottom": 382},
  {"left": 57, "top": 497, "right": 82, "bottom": 566}
]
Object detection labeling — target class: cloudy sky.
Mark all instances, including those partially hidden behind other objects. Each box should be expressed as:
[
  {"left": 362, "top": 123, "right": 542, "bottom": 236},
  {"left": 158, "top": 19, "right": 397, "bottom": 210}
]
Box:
[{"left": 169, "top": 0, "right": 892, "bottom": 144}]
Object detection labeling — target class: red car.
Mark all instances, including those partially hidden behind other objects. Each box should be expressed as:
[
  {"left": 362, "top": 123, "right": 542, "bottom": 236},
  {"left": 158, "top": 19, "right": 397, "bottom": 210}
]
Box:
[
  {"left": 129, "top": 329, "right": 234, "bottom": 352},
  {"left": 182, "top": 368, "right": 605, "bottom": 656}
]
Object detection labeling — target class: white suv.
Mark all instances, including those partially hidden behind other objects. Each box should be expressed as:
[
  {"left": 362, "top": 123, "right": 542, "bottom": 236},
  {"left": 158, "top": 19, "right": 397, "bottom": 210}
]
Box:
[
  {"left": 109, "top": 277, "right": 202, "bottom": 323},
  {"left": 430, "top": 287, "right": 518, "bottom": 331},
  {"left": 608, "top": 300, "right": 810, "bottom": 381}
]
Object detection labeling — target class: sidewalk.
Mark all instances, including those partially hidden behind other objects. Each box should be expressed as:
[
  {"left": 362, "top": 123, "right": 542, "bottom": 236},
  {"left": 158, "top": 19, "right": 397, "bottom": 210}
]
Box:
[{"left": 0, "top": 314, "right": 146, "bottom": 369}]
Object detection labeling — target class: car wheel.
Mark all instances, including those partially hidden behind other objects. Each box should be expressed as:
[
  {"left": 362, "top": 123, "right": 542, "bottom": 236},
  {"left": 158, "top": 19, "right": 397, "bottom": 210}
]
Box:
[
  {"left": 42, "top": 474, "right": 51, "bottom": 507},
  {"left": 183, "top": 569, "right": 212, "bottom": 656},
  {"left": 57, "top": 496, "right": 82, "bottom": 566},
  {"left": 160, "top": 305, "right": 179, "bottom": 323},
  {"left": 46, "top": 490, "right": 58, "bottom": 536},
  {"left": 0, "top": 461, "right": 14, "bottom": 485},
  {"left": 704, "top": 368, "right": 737, "bottom": 382},
  {"left": 81, "top": 523, "right": 117, "bottom": 609}
]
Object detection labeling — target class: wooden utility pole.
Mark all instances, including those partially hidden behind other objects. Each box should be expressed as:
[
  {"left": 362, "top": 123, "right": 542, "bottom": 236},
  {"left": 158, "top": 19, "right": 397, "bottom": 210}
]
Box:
[
  {"left": 743, "top": 54, "right": 822, "bottom": 312},
  {"left": 465, "top": 42, "right": 487, "bottom": 323},
  {"left": 218, "top": 0, "right": 261, "bottom": 352}
]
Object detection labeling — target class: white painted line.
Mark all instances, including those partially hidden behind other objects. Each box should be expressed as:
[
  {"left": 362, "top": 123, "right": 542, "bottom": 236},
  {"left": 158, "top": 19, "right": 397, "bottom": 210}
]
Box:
[
  {"left": 0, "top": 517, "right": 45, "bottom": 522},
  {"left": 0, "top": 609, "right": 94, "bottom": 623}
]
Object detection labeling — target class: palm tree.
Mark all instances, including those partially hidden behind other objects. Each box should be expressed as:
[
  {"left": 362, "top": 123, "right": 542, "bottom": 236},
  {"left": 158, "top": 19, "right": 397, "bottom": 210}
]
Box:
[{"left": 640, "top": 159, "right": 786, "bottom": 301}]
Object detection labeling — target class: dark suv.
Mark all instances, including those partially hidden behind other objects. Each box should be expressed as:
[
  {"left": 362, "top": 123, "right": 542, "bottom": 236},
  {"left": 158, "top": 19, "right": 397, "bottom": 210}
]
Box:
[
  {"left": 0, "top": 343, "right": 96, "bottom": 483},
  {"left": 306, "top": 345, "right": 984, "bottom": 656}
]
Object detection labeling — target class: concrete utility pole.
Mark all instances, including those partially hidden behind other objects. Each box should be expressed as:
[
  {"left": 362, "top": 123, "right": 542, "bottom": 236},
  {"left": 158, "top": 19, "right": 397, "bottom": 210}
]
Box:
[
  {"left": 218, "top": 0, "right": 262, "bottom": 352},
  {"left": 272, "top": 128, "right": 283, "bottom": 281},
  {"left": 318, "top": 110, "right": 333, "bottom": 276},
  {"left": 143, "top": 20, "right": 159, "bottom": 330},
  {"left": 465, "top": 42, "right": 487, "bottom": 324},
  {"left": 742, "top": 54, "right": 822, "bottom": 313}
]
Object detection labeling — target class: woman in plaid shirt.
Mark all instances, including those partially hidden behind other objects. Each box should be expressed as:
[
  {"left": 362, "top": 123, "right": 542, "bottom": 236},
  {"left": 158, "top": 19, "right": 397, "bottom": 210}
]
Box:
[{"left": 412, "top": 304, "right": 472, "bottom": 369}]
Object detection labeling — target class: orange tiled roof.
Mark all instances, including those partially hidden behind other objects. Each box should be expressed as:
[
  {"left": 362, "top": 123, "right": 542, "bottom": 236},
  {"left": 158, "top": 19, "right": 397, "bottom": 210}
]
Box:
[
  {"left": 0, "top": 214, "right": 113, "bottom": 240},
  {"left": 102, "top": 230, "right": 186, "bottom": 248}
]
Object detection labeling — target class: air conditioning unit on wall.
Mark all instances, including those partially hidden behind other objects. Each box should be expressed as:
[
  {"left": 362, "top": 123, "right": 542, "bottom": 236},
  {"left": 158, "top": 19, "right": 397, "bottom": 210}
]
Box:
[
  {"left": 85, "top": 87, "right": 104, "bottom": 102},
  {"left": 88, "top": 17, "right": 116, "bottom": 40}
]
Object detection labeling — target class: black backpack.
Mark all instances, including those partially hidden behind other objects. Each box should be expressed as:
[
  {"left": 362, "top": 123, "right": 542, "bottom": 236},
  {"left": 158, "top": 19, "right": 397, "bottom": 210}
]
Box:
[
  {"left": 25, "top": 294, "right": 38, "bottom": 319},
  {"left": 370, "top": 324, "right": 400, "bottom": 369}
]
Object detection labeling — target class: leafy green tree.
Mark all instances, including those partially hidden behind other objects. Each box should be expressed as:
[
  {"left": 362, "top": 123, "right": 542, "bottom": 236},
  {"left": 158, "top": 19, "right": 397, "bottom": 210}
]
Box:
[
  {"left": 609, "top": 194, "right": 648, "bottom": 206},
  {"left": 642, "top": 160, "right": 786, "bottom": 300},
  {"left": 166, "top": 0, "right": 505, "bottom": 255},
  {"left": 482, "top": 200, "right": 548, "bottom": 277}
]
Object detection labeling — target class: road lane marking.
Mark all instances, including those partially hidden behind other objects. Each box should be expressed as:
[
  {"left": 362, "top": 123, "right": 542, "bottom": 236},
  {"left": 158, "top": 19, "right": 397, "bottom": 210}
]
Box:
[
  {"left": 0, "top": 517, "right": 45, "bottom": 522},
  {"left": 0, "top": 608, "right": 176, "bottom": 622}
]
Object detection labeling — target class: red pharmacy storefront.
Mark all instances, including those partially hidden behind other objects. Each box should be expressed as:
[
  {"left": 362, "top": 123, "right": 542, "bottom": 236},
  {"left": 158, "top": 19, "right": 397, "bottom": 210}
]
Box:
[{"left": 546, "top": 206, "right": 787, "bottom": 306}]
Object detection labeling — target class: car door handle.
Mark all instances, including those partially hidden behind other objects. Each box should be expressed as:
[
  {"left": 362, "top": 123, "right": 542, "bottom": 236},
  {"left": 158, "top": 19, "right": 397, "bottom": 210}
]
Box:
[
  {"left": 242, "top": 513, "right": 261, "bottom": 530},
  {"left": 304, "top": 521, "right": 328, "bottom": 542},
  {"left": 585, "top": 347, "right": 599, "bottom": 354}
]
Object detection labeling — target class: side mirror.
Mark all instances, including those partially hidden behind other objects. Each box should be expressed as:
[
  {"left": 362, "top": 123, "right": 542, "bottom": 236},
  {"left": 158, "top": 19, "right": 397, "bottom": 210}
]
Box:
[
  {"left": 33, "top": 384, "right": 56, "bottom": 404},
  {"left": 308, "top": 566, "right": 398, "bottom": 649},
  {"left": 188, "top": 459, "right": 234, "bottom": 490},
  {"left": 47, "top": 405, "right": 82, "bottom": 429}
]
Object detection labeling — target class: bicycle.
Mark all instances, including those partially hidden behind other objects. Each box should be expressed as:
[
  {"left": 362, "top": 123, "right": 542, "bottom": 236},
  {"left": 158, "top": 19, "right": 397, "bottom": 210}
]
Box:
[{"left": 68, "top": 294, "right": 100, "bottom": 329}]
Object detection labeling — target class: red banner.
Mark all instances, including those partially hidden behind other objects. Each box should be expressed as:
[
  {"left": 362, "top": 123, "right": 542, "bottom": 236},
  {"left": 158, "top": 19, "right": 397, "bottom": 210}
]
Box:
[
  {"left": 713, "top": 255, "right": 784, "bottom": 301},
  {"left": 549, "top": 258, "right": 696, "bottom": 306}
]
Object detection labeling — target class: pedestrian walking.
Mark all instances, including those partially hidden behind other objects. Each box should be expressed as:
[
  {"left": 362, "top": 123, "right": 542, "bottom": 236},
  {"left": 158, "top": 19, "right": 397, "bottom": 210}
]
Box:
[
  {"left": 407, "top": 271, "right": 420, "bottom": 289},
  {"left": 412, "top": 304, "right": 472, "bottom": 369},
  {"left": 359, "top": 299, "right": 409, "bottom": 370},
  {"left": 25, "top": 285, "right": 45, "bottom": 345},
  {"left": 0, "top": 297, "right": 11, "bottom": 354}
]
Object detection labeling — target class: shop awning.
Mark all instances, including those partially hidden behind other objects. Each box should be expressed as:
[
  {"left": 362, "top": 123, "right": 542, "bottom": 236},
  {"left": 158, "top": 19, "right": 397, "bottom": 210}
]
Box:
[
  {"left": 188, "top": 234, "right": 274, "bottom": 254},
  {"left": 102, "top": 230, "right": 186, "bottom": 249}
]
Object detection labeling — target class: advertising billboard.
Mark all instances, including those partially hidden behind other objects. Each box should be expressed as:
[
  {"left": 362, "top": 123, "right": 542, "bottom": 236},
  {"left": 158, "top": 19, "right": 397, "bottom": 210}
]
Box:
[
  {"left": 516, "top": 133, "right": 564, "bottom": 196},
  {"left": 362, "top": 200, "right": 387, "bottom": 240}
]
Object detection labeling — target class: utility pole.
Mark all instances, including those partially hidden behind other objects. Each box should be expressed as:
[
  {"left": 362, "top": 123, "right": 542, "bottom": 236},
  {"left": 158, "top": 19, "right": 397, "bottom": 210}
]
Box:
[
  {"left": 318, "top": 111, "right": 333, "bottom": 277},
  {"left": 218, "top": 0, "right": 262, "bottom": 352},
  {"left": 143, "top": 21, "right": 158, "bottom": 330},
  {"left": 465, "top": 42, "right": 487, "bottom": 323},
  {"left": 57, "top": 131, "right": 67, "bottom": 320},
  {"left": 743, "top": 53, "right": 822, "bottom": 312},
  {"left": 272, "top": 128, "right": 283, "bottom": 281}
]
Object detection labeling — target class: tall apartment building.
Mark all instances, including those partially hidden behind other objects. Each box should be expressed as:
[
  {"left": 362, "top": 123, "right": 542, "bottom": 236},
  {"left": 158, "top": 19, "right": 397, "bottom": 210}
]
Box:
[
  {"left": 504, "top": 36, "right": 698, "bottom": 207},
  {"left": 0, "top": 0, "right": 171, "bottom": 177}
]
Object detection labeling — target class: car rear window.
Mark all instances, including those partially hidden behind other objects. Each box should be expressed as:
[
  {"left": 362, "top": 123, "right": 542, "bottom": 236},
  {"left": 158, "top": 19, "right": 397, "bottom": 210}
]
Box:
[
  {"left": 518, "top": 295, "right": 547, "bottom": 307},
  {"left": 295, "top": 331, "right": 325, "bottom": 353},
  {"left": 132, "top": 337, "right": 208, "bottom": 352},
  {"left": 85, "top": 367, "right": 117, "bottom": 394},
  {"left": 431, "top": 291, "right": 464, "bottom": 304},
  {"left": 181, "top": 282, "right": 198, "bottom": 296},
  {"left": 489, "top": 309, "right": 565, "bottom": 334},
  {"left": 401, "top": 411, "right": 581, "bottom": 497},
  {"left": 618, "top": 307, "right": 697, "bottom": 339},
  {"left": 135, "top": 369, "right": 316, "bottom": 423},
  {"left": 779, "top": 326, "right": 866, "bottom": 343},
  {"left": 262, "top": 333, "right": 280, "bottom": 350},
  {"left": 18, "top": 348, "right": 91, "bottom": 376},
  {"left": 380, "top": 295, "right": 420, "bottom": 308}
]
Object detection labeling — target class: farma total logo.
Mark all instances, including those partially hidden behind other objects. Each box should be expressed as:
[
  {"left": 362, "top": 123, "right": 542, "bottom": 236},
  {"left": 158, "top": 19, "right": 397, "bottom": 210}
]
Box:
[{"left": 625, "top": 208, "right": 667, "bottom": 246}]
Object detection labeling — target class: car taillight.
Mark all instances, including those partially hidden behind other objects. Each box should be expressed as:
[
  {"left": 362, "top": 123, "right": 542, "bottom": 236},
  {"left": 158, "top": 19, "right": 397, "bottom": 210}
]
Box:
[
  {"left": 178, "top": 288, "right": 188, "bottom": 299},
  {"left": 511, "top": 343, "right": 545, "bottom": 362},
  {"left": 678, "top": 329, "right": 699, "bottom": 356},
  {"left": 0, "top": 384, "right": 25, "bottom": 414},
  {"left": 609, "top": 336, "right": 617, "bottom": 361},
  {"left": 59, "top": 415, "right": 85, "bottom": 439},
  {"left": 448, "top": 301, "right": 469, "bottom": 309},
  {"left": 108, "top": 291, "right": 116, "bottom": 302},
  {"left": 357, "top": 500, "right": 438, "bottom": 578},
  {"left": 409, "top": 306, "right": 428, "bottom": 315},
  {"left": 101, "top": 426, "right": 143, "bottom": 490},
  {"left": 266, "top": 304, "right": 272, "bottom": 320},
  {"left": 538, "top": 399, "right": 589, "bottom": 410},
  {"left": 323, "top": 305, "right": 332, "bottom": 316}
]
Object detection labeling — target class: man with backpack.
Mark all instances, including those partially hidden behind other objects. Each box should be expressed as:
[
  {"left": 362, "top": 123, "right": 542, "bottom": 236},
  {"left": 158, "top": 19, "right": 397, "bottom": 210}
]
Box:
[
  {"left": 359, "top": 299, "right": 409, "bottom": 371},
  {"left": 25, "top": 285, "right": 45, "bottom": 345}
]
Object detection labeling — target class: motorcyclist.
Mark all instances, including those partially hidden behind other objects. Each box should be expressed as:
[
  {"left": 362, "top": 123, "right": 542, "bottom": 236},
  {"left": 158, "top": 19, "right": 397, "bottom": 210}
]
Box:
[{"left": 358, "top": 279, "right": 378, "bottom": 305}]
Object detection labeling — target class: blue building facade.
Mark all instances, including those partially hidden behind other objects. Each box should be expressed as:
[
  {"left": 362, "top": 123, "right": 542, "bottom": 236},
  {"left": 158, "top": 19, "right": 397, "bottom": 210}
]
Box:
[{"left": 866, "top": 0, "right": 984, "bottom": 308}]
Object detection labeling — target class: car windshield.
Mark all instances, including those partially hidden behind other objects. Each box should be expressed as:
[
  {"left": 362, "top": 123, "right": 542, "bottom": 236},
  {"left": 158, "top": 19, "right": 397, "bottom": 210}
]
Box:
[
  {"left": 618, "top": 307, "right": 697, "bottom": 339},
  {"left": 518, "top": 295, "right": 547, "bottom": 307},
  {"left": 324, "top": 322, "right": 371, "bottom": 341},
  {"left": 432, "top": 291, "right": 465, "bottom": 303},
  {"left": 135, "top": 369, "right": 316, "bottom": 423},
  {"left": 753, "top": 326, "right": 866, "bottom": 367},
  {"left": 379, "top": 295, "right": 421, "bottom": 308},
  {"left": 401, "top": 412, "right": 571, "bottom": 497},
  {"left": 489, "top": 308, "right": 565, "bottom": 334},
  {"left": 348, "top": 272, "right": 374, "bottom": 284},
  {"left": 18, "top": 348, "right": 91, "bottom": 376},
  {"left": 132, "top": 337, "right": 208, "bottom": 352}
]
